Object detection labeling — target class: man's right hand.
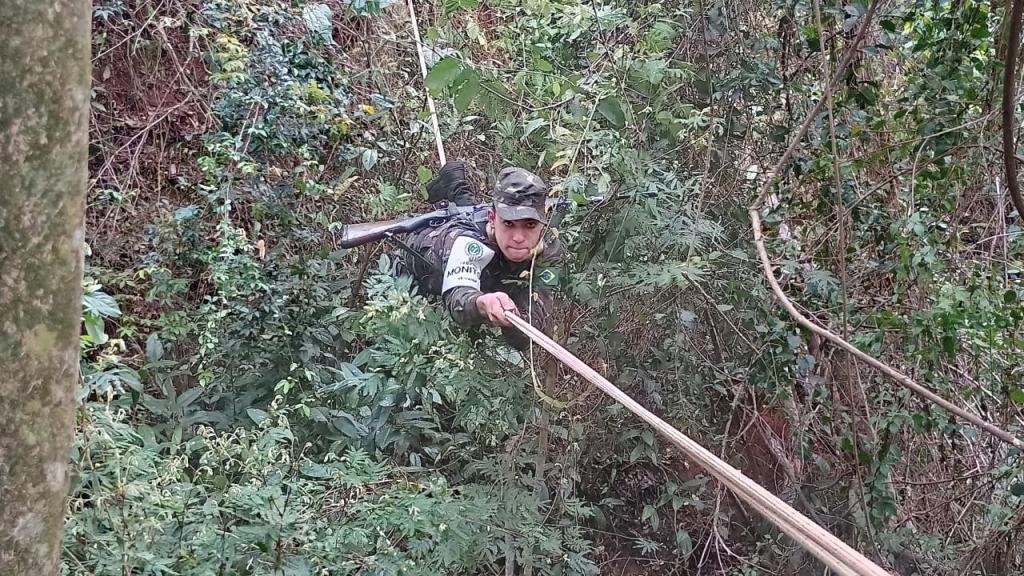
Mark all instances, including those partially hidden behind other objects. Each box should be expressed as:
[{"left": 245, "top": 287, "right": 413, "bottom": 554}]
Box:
[{"left": 475, "top": 292, "right": 519, "bottom": 327}]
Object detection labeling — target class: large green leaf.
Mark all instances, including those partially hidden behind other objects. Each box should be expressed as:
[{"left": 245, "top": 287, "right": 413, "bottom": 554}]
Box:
[
  {"left": 453, "top": 69, "right": 480, "bottom": 113},
  {"left": 302, "top": 3, "right": 333, "bottom": 43},
  {"left": 83, "top": 290, "right": 121, "bottom": 318},
  {"left": 597, "top": 96, "right": 625, "bottom": 128},
  {"left": 84, "top": 315, "right": 108, "bottom": 345},
  {"left": 247, "top": 408, "right": 268, "bottom": 424},
  {"left": 424, "top": 57, "right": 463, "bottom": 96}
]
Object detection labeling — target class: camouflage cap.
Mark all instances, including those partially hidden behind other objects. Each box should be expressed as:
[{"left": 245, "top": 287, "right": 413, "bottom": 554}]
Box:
[{"left": 493, "top": 167, "right": 548, "bottom": 223}]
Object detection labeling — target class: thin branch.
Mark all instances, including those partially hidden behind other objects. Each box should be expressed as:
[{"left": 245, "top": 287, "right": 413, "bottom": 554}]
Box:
[
  {"left": 687, "top": 276, "right": 760, "bottom": 354},
  {"left": 813, "top": 0, "right": 881, "bottom": 556},
  {"left": 405, "top": 0, "right": 446, "bottom": 165}
]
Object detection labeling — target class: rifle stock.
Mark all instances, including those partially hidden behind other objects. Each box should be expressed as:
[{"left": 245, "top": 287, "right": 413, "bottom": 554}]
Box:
[{"left": 339, "top": 218, "right": 405, "bottom": 248}]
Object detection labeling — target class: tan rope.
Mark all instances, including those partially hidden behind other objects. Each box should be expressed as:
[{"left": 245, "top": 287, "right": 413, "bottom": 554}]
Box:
[
  {"left": 406, "top": 0, "right": 447, "bottom": 165},
  {"left": 505, "top": 311, "right": 893, "bottom": 576}
]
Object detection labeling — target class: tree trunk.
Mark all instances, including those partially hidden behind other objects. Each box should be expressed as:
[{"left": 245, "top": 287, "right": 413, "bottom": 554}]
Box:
[{"left": 0, "top": 1, "right": 91, "bottom": 574}]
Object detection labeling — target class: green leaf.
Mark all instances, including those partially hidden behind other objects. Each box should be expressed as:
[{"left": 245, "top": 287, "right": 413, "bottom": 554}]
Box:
[
  {"left": 84, "top": 315, "right": 108, "bottom": 345},
  {"left": 803, "top": 25, "right": 821, "bottom": 52},
  {"left": 644, "top": 21, "right": 677, "bottom": 52},
  {"left": 840, "top": 436, "right": 855, "bottom": 455},
  {"left": 416, "top": 165, "right": 433, "bottom": 184},
  {"left": 941, "top": 334, "right": 956, "bottom": 356},
  {"left": 969, "top": 24, "right": 990, "bottom": 40},
  {"left": 911, "top": 412, "right": 928, "bottom": 431},
  {"left": 534, "top": 58, "right": 553, "bottom": 72},
  {"left": 86, "top": 367, "right": 141, "bottom": 393},
  {"left": 523, "top": 117, "right": 546, "bottom": 138},
  {"left": 597, "top": 97, "right": 625, "bottom": 128},
  {"left": 675, "top": 529, "right": 693, "bottom": 558},
  {"left": 361, "top": 148, "right": 378, "bottom": 170},
  {"left": 333, "top": 411, "right": 369, "bottom": 438},
  {"left": 641, "top": 504, "right": 659, "bottom": 530},
  {"left": 247, "top": 408, "right": 269, "bottom": 424},
  {"left": 1010, "top": 389, "right": 1024, "bottom": 405},
  {"left": 453, "top": 70, "right": 480, "bottom": 113},
  {"left": 303, "top": 462, "right": 340, "bottom": 479},
  {"left": 83, "top": 291, "right": 121, "bottom": 318},
  {"left": 1011, "top": 482, "right": 1024, "bottom": 497},
  {"left": 855, "top": 84, "right": 878, "bottom": 106},
  {"left": 786, "top": 334, "right": 802, "bottom": 350},
  {"left": 176, "top": 387, "right": 203, "bottom": 409},
  {"left": 443, "top": 0, "right": 478, "bottom": 14},
  {"left": 302, "top": 3, "right": 333, "bottom": 43},
  {"left": 1004, "top": 289, "right": 1018, "bottom": 304},
  {"left": 425, "top": 57, "right": 463, "bottom": 96},
  {"left": 634, "top": 537, "right": 661, "bottom": 556},
  {"left": 146, "top": 333, "right": 164, "bottom": 362},
  {"left": 174, "top": 205, "right": 198, "bottom": 221}
]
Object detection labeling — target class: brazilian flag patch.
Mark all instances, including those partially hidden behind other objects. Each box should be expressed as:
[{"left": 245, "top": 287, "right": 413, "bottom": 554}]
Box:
[{"left": 536, "top": 267, "right": 560, "bottom": 286}]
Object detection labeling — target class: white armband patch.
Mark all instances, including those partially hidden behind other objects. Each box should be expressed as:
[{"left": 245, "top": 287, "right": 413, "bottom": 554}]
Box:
[{"left": 442, "top": 236, "right": 495, "bottom": 293}]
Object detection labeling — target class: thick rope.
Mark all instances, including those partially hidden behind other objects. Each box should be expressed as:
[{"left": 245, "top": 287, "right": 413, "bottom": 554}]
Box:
[
  {"left": 505, "top": 312, "right": 893, "bottom": 576},
  {"left": 406, "top": 0, "right": 447, "bottom": 165}
]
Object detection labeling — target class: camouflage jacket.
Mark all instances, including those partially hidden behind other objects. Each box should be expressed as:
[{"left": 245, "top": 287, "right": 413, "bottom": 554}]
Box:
[{"left": 403, "top": 214, "right": 561, "bottom": 342}]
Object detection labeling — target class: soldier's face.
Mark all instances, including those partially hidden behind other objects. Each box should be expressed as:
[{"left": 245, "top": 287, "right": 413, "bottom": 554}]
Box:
[{"left": 489, "top": 211, "right": 544, "bottom": 262}]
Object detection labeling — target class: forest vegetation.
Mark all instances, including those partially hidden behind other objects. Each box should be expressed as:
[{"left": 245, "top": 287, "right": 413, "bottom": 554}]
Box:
[{"left": 49, "top": 0, "right": 1024, "bottom": 573}]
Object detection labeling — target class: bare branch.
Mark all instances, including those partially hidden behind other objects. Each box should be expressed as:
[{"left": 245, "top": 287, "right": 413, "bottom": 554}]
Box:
[{"left": 749, "top": 211, "right": 1024, "bottom": 450}]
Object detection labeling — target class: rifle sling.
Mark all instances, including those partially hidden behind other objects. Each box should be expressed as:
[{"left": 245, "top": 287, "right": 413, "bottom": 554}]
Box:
[{"left": 385, "top": 231, "right": 438, "bottom": 273}]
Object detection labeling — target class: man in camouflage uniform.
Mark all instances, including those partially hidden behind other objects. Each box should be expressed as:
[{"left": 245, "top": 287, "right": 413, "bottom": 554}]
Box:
[{"left": 403, "top": 162, "right": 561, "bottom": 348}]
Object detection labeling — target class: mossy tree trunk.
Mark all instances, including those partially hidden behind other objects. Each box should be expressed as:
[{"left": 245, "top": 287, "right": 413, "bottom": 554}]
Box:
[{"left": 0, "top": 1, "right": 91, "bottom": 574}]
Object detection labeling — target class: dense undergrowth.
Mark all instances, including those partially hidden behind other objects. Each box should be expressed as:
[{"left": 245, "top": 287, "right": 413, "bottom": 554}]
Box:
[{"left": 72, "top": 0, "right": 1023, "bottom": 574}]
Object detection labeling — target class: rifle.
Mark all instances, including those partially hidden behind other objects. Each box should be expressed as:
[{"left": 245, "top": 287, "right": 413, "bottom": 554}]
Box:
[
  {"left": 339, "top": 204, "right": 481, "bottom": 248},
  {"left": 339, "top": 197, "right": 600, "bottom": 249}
]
